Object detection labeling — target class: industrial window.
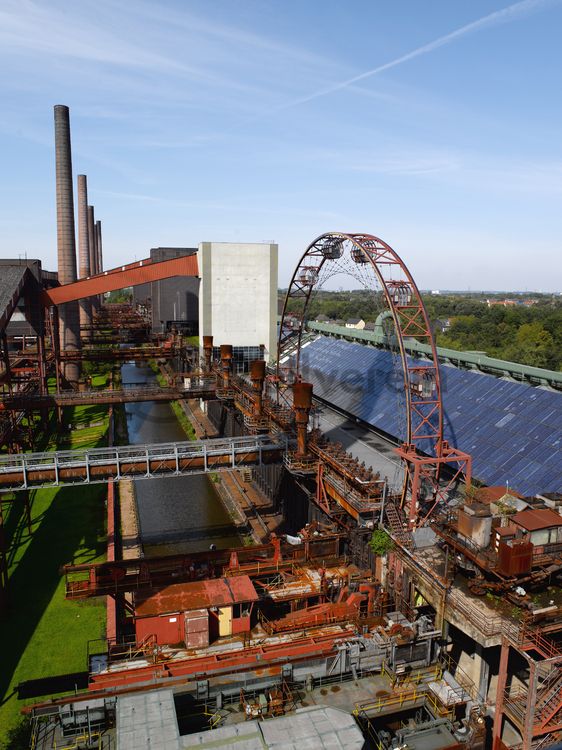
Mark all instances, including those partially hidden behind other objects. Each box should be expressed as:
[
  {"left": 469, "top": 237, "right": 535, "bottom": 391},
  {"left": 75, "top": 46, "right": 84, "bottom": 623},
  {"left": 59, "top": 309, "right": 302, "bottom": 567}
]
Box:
[
  {"left": 233, "top": 603, "right": 251, "bottom": 618},
  {"left": 212, "top": 346, "right": 264, "bottom": 373}
]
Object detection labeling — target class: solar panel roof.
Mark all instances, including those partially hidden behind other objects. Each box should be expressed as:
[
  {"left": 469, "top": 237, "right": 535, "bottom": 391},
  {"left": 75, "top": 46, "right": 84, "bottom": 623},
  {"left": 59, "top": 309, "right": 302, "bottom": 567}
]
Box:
[{"left": 300, "top": 337, "right": 562, "bottom": 496}]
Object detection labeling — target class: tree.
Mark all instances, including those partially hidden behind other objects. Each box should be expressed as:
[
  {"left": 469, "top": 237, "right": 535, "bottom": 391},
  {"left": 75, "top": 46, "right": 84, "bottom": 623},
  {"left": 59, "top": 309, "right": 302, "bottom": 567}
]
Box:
[
  {"left": 504, "top": 322, "right": 554, "bottom": 368},
  {"left": 368, "top": 529, "right": 394, "bottom": 556}
]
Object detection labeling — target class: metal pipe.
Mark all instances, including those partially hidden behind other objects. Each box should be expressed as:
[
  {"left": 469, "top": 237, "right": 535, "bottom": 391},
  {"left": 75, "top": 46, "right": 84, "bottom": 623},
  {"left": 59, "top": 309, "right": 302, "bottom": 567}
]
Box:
[
  {"left": 54, "top": 104, "right": 80, "bottom": 383},
  {"left": 250, "top": 360, "right": 266, "bottom": 416},
  {"left": 292, "top": 382, "right": 313, "bottom": 456},
  {"left": 220, "top": 344, "right": 233, "bottom": 391},
  {"left": 202, "top": 335, "right": 213, "bottom": 373}
]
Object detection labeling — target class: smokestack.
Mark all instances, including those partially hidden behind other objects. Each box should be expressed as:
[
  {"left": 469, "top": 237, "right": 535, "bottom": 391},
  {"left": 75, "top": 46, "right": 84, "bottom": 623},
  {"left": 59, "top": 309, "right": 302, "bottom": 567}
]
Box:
[
  {"left": 95, "top": 220, "right": 103, "bottom": 273},
  {"left": 95, "top": 220, "right": 103, "bottom": 307},
  {"left": 87, "top": 205, "right": 98, "bottom": 312},
  {"left": 77, "top": 175, "right": 92, "bottom": 340},
  {"left": 87, "top": 205, "right": 96, "bottom": 275},
  {"left": 54, "top": 104, "right": 81, "bottom": 384}
]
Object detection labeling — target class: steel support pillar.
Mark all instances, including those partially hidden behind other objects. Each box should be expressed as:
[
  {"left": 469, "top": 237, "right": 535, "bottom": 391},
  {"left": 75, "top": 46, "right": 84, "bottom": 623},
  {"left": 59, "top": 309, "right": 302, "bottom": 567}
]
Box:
[
  {"left": 0, "top": 502, "right": 8, "bottom": 614},
  {"left": 22, "top": 490, "right": 32, "bottom": 536},
  {"left": 522, "top": 659, "right": 539, "bottom": 749},
  {"left": 492, "top": 639, "right": 510, "bottom": 750},
  {"left": 1, "top": 331, "right": 12, "bottom": 396}
]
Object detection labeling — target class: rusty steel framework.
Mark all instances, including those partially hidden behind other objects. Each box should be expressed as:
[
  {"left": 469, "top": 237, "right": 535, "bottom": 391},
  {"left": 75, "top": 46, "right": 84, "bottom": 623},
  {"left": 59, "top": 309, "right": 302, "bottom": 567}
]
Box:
[
  {"left": 277, "top": 232, "right": 471, "bottom": 527},
  {"left": 493, "top": 623, "right": 562, "bottom": 749}
]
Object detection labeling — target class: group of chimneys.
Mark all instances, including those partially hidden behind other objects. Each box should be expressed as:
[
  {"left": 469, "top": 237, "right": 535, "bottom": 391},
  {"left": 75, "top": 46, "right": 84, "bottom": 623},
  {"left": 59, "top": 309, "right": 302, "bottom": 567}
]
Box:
[{"left": 54, "top": 104, "right": 104, "bottom": 382}]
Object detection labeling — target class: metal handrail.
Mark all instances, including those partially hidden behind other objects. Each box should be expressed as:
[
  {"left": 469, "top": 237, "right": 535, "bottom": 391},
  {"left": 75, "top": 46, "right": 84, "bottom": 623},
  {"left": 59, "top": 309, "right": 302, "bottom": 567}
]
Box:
[{"left": 0, "top": 434, "right": 288, "bottom": 492}]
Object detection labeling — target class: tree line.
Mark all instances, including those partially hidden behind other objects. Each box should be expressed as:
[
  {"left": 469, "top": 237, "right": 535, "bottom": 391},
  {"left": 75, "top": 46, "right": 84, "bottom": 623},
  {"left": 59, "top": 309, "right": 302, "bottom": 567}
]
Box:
[{"left": 280, "top": 290, "right": 561, "bottom": 371}]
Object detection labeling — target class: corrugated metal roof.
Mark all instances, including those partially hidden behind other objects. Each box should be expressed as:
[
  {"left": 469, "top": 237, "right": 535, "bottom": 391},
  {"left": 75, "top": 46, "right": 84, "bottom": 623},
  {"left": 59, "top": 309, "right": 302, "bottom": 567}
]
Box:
[
  {"left": 300, "top": 336, "right": 562, "bottom": 496},
  {"left": 512, "top": 508, "right": 562, "bottom": 531},
  {"left": 182, "top": 705, "right": 365, "bottom": 749},
  {"left": 117, "top": 689, "right": 182, "bottom": 750},
  {"left": 496, "top": 524, "right": 517, "bottom": 536},
  {"left": 0, "top": 265, "right": 28, "bottom": 329},
  {"left": 135, "top": 575, "right": 258, "bottom": 617}
]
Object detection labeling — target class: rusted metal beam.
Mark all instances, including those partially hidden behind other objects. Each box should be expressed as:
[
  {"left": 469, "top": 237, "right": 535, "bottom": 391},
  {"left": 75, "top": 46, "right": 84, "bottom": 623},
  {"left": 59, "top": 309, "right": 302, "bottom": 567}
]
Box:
[
  {"left": 0, "top": 382, "right": 216, "bottom": 410},
  {"left": 42, "top": 255, "right": 199, "bottom": 306}
]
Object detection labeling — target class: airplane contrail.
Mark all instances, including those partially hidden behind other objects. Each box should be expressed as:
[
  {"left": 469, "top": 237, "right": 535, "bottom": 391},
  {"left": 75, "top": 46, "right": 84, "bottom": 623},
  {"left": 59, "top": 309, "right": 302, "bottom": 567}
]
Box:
[{"left": 277, "top": 0, "right": 558, "bottom": 111}]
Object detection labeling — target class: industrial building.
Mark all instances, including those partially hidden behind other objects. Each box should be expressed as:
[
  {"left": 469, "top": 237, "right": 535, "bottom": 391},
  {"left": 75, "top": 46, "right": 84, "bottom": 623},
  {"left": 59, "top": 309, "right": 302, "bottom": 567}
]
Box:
[
  {"left": 132, "top": 241, "right": 278, "bottom": 367},
  {"left": 299, "top": 335, "right": 562, "bottom": 496},
  {"left": 2, "top": 107, "right": 562, "bottom": 750},
  {"left": 198, "top": 241, "right": 278, "bottom": 364},
  {"left": 132, "top": 247, "right": 199, "bottom": 335}
]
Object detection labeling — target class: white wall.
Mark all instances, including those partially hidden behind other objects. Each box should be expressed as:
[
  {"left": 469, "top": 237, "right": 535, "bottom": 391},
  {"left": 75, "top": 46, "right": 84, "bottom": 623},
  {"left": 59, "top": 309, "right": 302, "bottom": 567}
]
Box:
[{"left": 198, "top": 242, "right": 278, "bottom": 360}]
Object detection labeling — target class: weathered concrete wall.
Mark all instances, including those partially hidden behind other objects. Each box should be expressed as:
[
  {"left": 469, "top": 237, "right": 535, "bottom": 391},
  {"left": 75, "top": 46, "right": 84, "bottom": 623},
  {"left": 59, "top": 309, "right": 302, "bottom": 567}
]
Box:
[{"left": 198, "top": 242, "right": 278, "bottom": 361}]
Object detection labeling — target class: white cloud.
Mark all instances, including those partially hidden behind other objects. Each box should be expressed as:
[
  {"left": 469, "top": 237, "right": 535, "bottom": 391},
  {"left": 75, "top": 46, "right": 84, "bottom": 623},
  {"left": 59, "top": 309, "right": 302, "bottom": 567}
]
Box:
[{"left": 274, "top": 0, "right": 560, "bottom": 111}]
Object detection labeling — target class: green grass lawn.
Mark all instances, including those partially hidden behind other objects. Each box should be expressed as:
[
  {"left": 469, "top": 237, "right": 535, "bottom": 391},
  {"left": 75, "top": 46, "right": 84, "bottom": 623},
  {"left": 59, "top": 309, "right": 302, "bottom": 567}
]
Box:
[
  {"left": 0, "top": 405, "right": 110, "bottom": 749},
  {"left": 169, "top": 400, "right": 197, "bottom": 441}
]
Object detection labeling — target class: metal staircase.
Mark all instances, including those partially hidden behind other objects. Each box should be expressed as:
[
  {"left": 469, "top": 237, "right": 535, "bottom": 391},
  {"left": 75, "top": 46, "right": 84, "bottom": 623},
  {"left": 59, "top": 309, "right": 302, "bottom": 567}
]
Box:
[
  {"left": 536, "top": 667, "right": 562, "bottom": 729},
  {"left": 385, "top": 501, "right": 412, "bottom": 549}
]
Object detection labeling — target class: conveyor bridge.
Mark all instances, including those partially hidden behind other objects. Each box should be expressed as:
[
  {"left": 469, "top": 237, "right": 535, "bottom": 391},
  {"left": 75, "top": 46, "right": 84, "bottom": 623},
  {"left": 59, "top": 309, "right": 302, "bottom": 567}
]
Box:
[
  {"left": 0, "top": 434, "right": 287, "bottom": 492},
  {"left": 0, "top": 382, "right": 215, "bottom": 409}
]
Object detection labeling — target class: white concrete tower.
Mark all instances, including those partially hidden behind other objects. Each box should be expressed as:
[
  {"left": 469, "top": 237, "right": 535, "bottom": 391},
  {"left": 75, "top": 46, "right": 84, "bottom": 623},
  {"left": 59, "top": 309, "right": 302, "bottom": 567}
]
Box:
[{"left": 198, "top": 242, "right": 278, "bottom": 362}]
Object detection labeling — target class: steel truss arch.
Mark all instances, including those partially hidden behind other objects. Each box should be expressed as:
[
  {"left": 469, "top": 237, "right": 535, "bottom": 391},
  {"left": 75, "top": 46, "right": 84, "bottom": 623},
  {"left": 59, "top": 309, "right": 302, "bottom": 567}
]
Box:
[{"left": 277, "top": 232, "right": 471, "bottom": 526}]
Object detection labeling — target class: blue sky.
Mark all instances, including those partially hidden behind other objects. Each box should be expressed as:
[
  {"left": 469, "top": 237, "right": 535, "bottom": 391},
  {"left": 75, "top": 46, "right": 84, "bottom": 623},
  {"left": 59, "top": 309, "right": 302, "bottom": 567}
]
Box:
[{"left": 1, "top": 0, "right": 561, "bottom": 291}]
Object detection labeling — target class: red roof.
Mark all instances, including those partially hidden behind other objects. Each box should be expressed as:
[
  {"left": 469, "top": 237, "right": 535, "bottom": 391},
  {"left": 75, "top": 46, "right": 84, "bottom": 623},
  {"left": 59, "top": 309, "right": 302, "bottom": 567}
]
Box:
[
  {"left": 135, "top": 576, "right": 258, "bottom": 618},
  {"left": 496, "top": 524, "right": 517, "bottom": 537},
  {"left": 512, "top": 508, "right": 562, "bottom": 532}
]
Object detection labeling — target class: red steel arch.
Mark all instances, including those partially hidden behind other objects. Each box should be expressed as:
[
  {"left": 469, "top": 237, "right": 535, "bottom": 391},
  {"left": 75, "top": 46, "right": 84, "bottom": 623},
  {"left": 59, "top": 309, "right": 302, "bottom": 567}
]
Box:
[{"left": 277, "top": 232, "right": 471, "bottom": 526}]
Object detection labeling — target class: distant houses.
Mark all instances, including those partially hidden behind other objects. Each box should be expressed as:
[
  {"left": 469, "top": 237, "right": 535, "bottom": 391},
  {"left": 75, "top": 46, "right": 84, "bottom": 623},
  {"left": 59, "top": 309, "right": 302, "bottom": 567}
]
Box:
[
  {"left": 486, "top": 298, "right": 538, "bottom": 307},
  {"left": 433, "top": 318, "right": 451, "bottom": 334},
  {"left": 345, "top": 318, "right": 365, "bottom": 330}
]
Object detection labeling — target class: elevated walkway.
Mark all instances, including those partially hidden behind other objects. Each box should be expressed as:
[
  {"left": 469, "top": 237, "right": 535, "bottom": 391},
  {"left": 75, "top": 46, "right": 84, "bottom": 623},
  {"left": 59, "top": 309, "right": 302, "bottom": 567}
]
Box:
[
  {"left": 0, "top": 381, "right": 215, "bottom": 409},
  {"left": 0, "top": 434, "right": 287, "bottom": 492},
  {"left": 42, "top": 254, "right": 198, "bottom": 306}
]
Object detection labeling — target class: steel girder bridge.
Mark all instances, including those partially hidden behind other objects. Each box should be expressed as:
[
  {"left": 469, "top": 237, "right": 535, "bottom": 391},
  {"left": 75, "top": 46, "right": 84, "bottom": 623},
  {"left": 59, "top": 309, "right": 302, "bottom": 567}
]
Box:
[
  {"left": 0, "top": 380, "right": 215, "bottom": 409},
  {"left": 0, "top": 435, "right": 287, "bottom": 492}
]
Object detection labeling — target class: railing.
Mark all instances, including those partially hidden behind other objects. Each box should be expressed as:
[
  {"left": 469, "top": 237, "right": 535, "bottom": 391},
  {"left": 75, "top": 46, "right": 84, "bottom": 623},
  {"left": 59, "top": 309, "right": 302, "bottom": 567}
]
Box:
[
  {"left": 354, "top": 685, "right": 427, "bottom": 717},
  {"left": 53, "top": 732, "right": 101, "bottom": 749},
  {"left": 0, "top": 434, "right": 288, "bottom": 492},
  {"left": 0, "top": 379, "right": 216, "bottom": 408},
  {"left": 446, "top": 589, "right": 504, "bottom": 638}
]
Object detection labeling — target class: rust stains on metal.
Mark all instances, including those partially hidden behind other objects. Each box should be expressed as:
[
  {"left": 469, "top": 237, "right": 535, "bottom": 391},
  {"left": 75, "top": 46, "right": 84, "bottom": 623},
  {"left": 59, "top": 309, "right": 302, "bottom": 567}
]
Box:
[
  {"left": 42, "top": 254, "right": 199, "bottom": 306},
  {"left": 512, "top": 508, "right": 562, "bottom": 532},
  {"left": 134, "top": 576, "right": 259, "bottom": 617}
]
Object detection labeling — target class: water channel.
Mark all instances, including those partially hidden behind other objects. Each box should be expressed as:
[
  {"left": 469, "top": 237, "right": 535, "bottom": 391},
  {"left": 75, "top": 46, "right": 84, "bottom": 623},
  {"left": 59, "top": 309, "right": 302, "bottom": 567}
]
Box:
[{"left": 121, "top": 362, "right": 240, "bottom": 556}]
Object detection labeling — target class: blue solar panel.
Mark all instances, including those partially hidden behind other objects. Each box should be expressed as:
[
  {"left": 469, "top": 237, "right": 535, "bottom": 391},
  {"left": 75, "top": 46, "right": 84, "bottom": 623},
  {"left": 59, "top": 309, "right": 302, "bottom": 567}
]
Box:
[{"left": 301, "top": 337, "right": 562, "bottom": 496}]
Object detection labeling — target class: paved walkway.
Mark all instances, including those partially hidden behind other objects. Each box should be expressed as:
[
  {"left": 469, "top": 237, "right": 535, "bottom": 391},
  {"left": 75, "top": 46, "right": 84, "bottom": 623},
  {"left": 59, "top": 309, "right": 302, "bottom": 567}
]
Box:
[{"left": 119, "top": 479, "right": 142, "bottom": 559}]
